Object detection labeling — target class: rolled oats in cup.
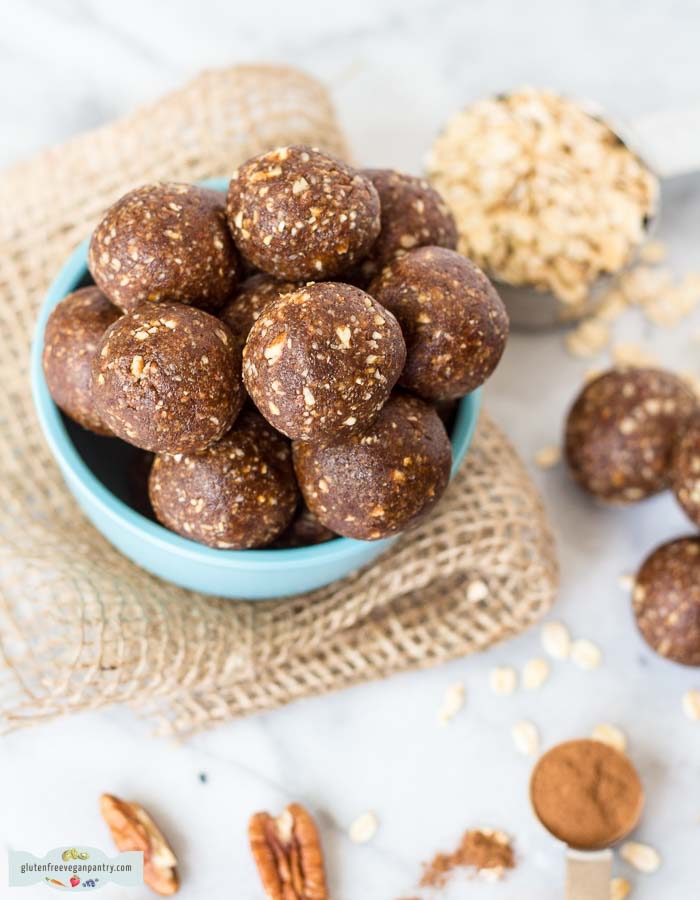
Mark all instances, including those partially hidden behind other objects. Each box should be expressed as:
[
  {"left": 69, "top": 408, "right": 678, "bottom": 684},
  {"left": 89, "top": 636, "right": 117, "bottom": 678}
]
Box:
[{"left": 428, "top": 88, "right": 658, "bottom": 308}]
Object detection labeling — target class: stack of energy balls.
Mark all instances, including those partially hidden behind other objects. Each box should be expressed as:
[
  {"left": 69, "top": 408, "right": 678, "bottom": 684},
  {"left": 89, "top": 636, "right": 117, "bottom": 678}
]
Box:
[
  {"left": 564, "top": 368, "right": 700, "bottom": 666},
  {"left": 42, "top": 146, "right": 508, "bottom": 551}
]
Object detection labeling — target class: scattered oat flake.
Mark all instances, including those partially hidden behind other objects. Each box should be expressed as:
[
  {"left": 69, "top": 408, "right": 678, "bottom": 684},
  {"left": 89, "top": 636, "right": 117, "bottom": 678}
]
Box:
[
  {"left": 682, "top": 688, "right": 700, "bottom": 721},
  {"left": 571, "top": 638, "right": 602, "bottom": 670},
  {"left": 512, "top": 720, "right": 539, "bottom": 756},
  {"left": 620, "top": 841, "right": 661, "bottom": 873},
  {"left": 349, "top": 811, "right": 378, "bottom": 844},
  {"left": 592, "top": 723, "right": 627, "bottom": 753},
  {"left": 638, "top": 241, "right": 666, "bottom": 265},
  {"left": 522, "top": 658, "right": 550, "bottom": 690},
  {"left": 618, "top": 573, "right": 634, "bottom": 591},
  {"left": 466, "top": 579, "right": 488, "bottom": 603},
  {"left": 437, "top": 682, "right": 465, "bottom": 724},
  {"left": 535, "top": 445, "right": 561, "bottom": 469},
  {"left": 490, "top": 666, "right": 518, "bottom": 696},
  {"left": 565, "top": 318, "right": 610, "bottom": 358},
  {"left": 541, "top": 621, "right": 571, "bottom": 660},
  {"left": 611, "top": 342, "right": 660, "bottom": 368},
  {"left": 610, "top": 876, "right": 632, "bottom": 900}
]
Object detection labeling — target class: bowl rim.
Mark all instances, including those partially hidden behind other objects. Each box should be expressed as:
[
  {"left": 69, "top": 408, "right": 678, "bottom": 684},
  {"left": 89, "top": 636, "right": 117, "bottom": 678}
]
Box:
[{"left": 30, "top": 182, "right": 482, "bottom": 571}]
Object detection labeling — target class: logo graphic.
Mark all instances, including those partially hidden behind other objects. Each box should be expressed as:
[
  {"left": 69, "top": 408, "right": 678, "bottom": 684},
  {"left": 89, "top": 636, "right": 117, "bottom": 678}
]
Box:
[{"left": 8, "top": 847, "right": 143, "bottom": 890}]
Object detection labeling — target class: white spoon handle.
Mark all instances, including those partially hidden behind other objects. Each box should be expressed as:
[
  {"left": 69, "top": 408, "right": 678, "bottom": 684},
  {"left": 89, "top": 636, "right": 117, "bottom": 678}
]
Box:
[{"left": 565, "top": 848, "right": 613, "bottom": 900}]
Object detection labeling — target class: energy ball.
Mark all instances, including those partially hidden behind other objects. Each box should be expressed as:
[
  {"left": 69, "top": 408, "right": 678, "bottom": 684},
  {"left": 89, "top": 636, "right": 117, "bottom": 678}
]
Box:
[
  {"left": 369, "top": 246, "right": 508, "bottom": 401},
  {"left": 219, "top": 273, "right": 299, "bottom": 352},
  {"left": 565, "top": 368, "right": 698, "bottom": 504},
  {"left": 42, "top": 286, "right": 121, "bottom": 434},
  {"left": 92, "top": 302, "right": 244, "bottom": 454},
  {"left": 272, "top": 504, "right": 336, "bottom": 549},
  {"left": 149, "top": 409, "right": 298, "bottom": 549},
  {"left": 633, "top": 537, "right": 700, "bottom": 666},
  {"left": 671, "top": 416, "right": 700, "bottom": 527},
  {"left": 353, "top": 169, "right": 458, "bottom": 284},
  {"left": 226, "top": 145, "right": 381, "bottom": 280},
  {"left": 89, "top": 183, "right": 240, "bottom": 312},
  {"left": 293, "top": 393, "right": 452, "bottom": 541},
  {"left": 243, "top": 282, "right": 406, "bottom": 442}
]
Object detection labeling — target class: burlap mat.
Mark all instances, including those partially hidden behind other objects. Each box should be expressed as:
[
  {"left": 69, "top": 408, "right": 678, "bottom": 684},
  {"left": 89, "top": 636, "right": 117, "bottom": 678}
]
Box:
[{"left": 0, "top": 65, "right": 558, "bottom": 737}]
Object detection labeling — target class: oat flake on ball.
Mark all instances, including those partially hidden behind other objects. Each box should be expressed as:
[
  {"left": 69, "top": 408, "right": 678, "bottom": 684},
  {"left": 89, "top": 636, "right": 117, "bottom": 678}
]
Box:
[
  {"left": 88, "top": 183, "right": 240, "bottom": 313},
  {"left": 219, "top": 273, "right": 300, "bottom": 353},
  {"left": 92, "top": 302, "right": 244, "bottom": 454},
  {"left": 243, "top": 282, "right": 406, "bottom": 442},
  {"left": 369, "top": 246, "right": 508, "bottom": 401},
  {"left": 671, "top": 415, "right": 700, "bottom": 527},
  {"left": 565, "top": 367, "right": 698, "bottom": 504},
  {"left": 149, "top": 409, "right": 298, "bottom": 550},
  {"left": 352, "top": 169, "right": 457, "bottom": 284},
  {"left": 226, "top": 145, "right": 380, "bottom": 281},
  {"left": 42, "top": 286, "right": 121, "bottom": 435},
  {"left": 293, "top": 393, "right": 452, "bottom": 541},
  {"left": 633, "top": 537, "right": 700, "bottom": 666}
]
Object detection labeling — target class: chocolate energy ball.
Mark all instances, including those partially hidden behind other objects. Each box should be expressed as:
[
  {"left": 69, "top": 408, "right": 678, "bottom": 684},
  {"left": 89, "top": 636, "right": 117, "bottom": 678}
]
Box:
[
  {"left": 671, "top": 415, "right": 700, "bottom": 527},
  {"left": 92, "top": 302, "right": 244, "bottom": 454},
  {"left": 369, "top": 246, "right": 508, "bottom": 401},
  {"left": 271, "top": 504, "right": 336, "bottom": 549},
  {"left": 219, "top": 273, "right": 299, "bottom": 352},
  {"left": 352, "top": 169, "right": 457, "bottom": 284},
  {"left": 565, "top": 367, "right": 698, "bottom": 504},
  {"left": 89, "top": 183, "right": 240, "bottom": 312},
  {"left": 149, "top": 409, "right": 298, "bottom": 549},
  {"left": 293, "top": 393, "right": 452, "bottom": 541},
  {"left": 226, "top": 145, "right": 380, "bottom": 281},
  {"left": 633, "top": 537, "right": 700, "bottom": 666},
  {"left": 243, "top": 282, "right": 406, "bottom": 442},
  {"left": 42, "top": 286, "right": 121, "bottom": 434}
]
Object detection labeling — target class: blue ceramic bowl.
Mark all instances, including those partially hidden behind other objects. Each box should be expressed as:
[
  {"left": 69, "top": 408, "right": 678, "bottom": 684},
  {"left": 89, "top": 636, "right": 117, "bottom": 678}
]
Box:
[{"left": 30, "top": 179, "right": 481, "bottom": 599}]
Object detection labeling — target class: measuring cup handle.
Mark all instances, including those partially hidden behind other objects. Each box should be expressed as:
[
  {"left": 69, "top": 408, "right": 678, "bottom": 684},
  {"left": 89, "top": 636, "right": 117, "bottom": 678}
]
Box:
[
  {"left": 629, "top": 106, "right": 700, "bottom": 178},
  {"left": 565, "top": 848, "right": 613, "bottom": 900}
]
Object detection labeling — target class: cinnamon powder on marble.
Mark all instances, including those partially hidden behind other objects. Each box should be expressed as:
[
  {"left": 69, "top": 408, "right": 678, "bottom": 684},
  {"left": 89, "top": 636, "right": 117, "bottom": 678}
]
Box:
[{"left": 420, "top": 828, "right": 515, "bottom": 888}]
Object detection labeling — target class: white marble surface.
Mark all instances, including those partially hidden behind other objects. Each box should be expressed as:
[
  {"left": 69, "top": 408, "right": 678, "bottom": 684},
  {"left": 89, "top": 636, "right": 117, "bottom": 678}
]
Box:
[{"left": 2, "top": 1, "right": 700, "bottom": 897}]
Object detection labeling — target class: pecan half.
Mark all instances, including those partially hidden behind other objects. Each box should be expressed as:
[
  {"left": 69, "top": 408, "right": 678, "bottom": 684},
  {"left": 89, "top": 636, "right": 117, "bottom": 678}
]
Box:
[
  {"left": 249, "top": 803, "right": 328, "bottom": 899},
  {"left": 100, "top": 793, "right": 179, "bottom": 895}
]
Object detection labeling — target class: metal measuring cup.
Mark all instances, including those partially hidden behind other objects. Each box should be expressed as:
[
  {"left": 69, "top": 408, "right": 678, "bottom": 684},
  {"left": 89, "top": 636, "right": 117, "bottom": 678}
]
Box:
[{"left": 490, "top": 100, "right": 700, "bottom": 330}]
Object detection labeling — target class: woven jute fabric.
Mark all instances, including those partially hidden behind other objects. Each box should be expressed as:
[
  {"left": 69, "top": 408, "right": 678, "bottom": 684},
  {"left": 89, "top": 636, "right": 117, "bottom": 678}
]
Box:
[{"left": 0, "top": 65, "right": 557, "bottom": 737}]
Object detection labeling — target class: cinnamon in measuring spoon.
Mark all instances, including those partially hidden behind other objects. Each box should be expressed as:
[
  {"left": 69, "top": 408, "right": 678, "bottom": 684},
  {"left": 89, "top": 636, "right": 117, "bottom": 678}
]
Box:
[{"left": 530, "top": 739, "right": 644, "bottom": 849}]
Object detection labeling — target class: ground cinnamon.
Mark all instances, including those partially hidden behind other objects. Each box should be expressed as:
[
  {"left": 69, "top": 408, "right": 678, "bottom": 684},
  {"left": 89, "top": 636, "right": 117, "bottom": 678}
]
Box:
[
  {"left": 530, "top": 738, "right": 644, "bottom": 850},
  {"left": 420, "top": 828, "right": 515, "bottom": 888}
]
